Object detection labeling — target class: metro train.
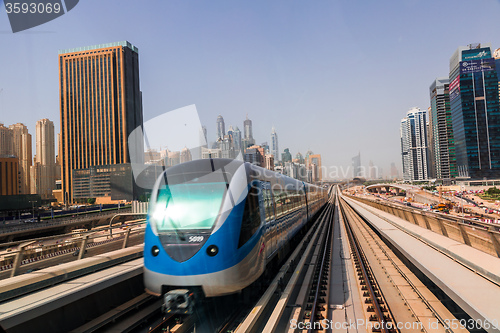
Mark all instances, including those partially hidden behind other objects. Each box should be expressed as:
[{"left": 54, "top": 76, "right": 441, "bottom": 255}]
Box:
[{"left": 143, "top": 158, "right": 327, "bottom": 308}]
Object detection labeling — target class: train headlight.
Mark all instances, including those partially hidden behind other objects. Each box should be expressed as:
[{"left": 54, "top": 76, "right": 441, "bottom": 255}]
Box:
[
  {"left": 151, "top": 245, "right": 160, "bottom": 257},
  {"left": 207, "top": 245, "right": 218, "bottom": 256}
]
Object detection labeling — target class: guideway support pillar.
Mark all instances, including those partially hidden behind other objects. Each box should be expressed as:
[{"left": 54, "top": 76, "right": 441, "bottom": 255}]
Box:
[
  {"left": 11, "top": 241, "right": 35, "bottom": 277},
  {"left": 122, "top": 229, "right": 131, "bottom": 249},
  {"left": 78, "top": 232, "right": 95, "bottom": 260}
]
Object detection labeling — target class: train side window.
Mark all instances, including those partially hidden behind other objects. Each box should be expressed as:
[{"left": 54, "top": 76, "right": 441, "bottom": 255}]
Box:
[
  {"left": 264, "top": 188, "right": 275, "bottom": 222},
  {"left": 238, "top": 185, "right": 262, "bottom": 248},
  {"left": 274, "top": 190, "right": 283, "bottom": 218}
]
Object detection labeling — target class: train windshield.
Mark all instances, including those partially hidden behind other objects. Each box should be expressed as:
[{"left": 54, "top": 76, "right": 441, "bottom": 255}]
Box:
[{"left": 152, "top": 182, "right": 227, "bottom": 231}]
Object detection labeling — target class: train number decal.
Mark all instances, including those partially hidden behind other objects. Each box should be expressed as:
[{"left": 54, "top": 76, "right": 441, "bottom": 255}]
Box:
[{"left": 188, "top": 236, "right": 205, "bottom": 243}]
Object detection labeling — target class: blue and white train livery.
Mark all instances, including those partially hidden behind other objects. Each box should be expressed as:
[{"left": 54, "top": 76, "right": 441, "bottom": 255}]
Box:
[{"left": 144, "top": 158, "right": 327, "bottom": 299}]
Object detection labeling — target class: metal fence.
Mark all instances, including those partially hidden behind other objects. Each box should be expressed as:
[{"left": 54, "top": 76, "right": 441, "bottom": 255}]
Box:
[{"left": 0, "top": 219, "right": 146, "bottom": 277}]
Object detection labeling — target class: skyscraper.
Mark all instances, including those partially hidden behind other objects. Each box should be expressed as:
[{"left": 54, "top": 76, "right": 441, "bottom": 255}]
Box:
[
  {"left": 390, "top": 162, "right": 399, "bottom": 179},
  {"left": 0, "top": 123, "right": 14, "bottom": 157},
  {"left": 9, "top": 123, "right": 32, "bottom": 194},
  {"left": 352, "top": 152, "right": 361, "bottom": 178},
  {"left": 59, "top": 41, "right": 144, "bottom": 203},
  {"left": 0, "top": 157, "right": 18, "bottom": 196},
  {"left": 449, "top": 43, "right": 500, "bottom": 179},
  {"left": 233, "top": 126, "right": 242, "bottom": 154},
  {"left": 308, "top": 154, "right": 322, "bottom": 181},
  {"left": 368, "top": 160, "right": 376, "bottom": 179},
  {"left": 216, "top": 115, "right": 225, "bottom": 140},
  {"left": 400, "top": 107, "right": 430, "bottom": 181},
  {"left": 428, "top": 78, "right": 456, "bottom": 181},
  {"left": 227, "top": 125, "right": 234, "bottom": 138},
  {"left": 270, "top": 126, "right": 279, "bottom": 163},
  {"left": 31, "top": 119, "right": 56, "bottom": 199},
  {"left": 282, "top": 148, "right": 292, "bottom": 163},
  {"left": 243, "top": 114, "right": 255, "bottom": 147},
  {"left": 295, "top": 152, "right": 305, "bottom": 165}
]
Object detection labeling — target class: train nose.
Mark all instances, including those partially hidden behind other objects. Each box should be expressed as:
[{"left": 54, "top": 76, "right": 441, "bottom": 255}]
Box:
[{"left": 158, "top": 233, "right": 210, "bottom": 262}]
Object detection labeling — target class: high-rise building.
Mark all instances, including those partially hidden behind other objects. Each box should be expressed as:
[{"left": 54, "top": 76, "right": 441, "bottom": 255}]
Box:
[
  {"left": 0, "top": 123, "right": 14, "bottom": 157},
  {"left": 295, "top": 152, "right": 305, "bottom": 165},
  {"left": 34, "top": 119, "right": 55, "bottom": 167},
  {"left": 265, "top": 154, "right": 275, "bottom": 171},
  {"left": 220, "top": 135, "right": 235, "bottom": 159},
  {"left": 352, "top": 152, "right": 361, "bottom": 178},
  {"left": 59, "top": 41, "right": 144, "bottom": 203},
  {"left": 31, "top": 119, "right": 56, "bottom": 199},
  {"left": 308, "top": 154, "right": 322, "bottom": 181},
  {"left": 260, "top": 142, "right": 269, "bottom": 154},
  {"left": 233, "top": 126, "right": 242, "bottom": 154},
  {"left": 449, "top": 43, "right": 500, "bottom": 179},
  {"left": 368, "top": 160, "right": 377, "bottom": 179},
  {"left": 284, "top": 161, "right": 307, "bottom": 180},
  {"left": 400, "top": 107, "right": 430, "bottom": 181},
  {"left": 9, "top": 123, "right": 32, "bottom": 194},
  {"left": 270, "top": 126, "right": 279, "bottom": 163},
  {"left": 428, "top": 78, "right": 456, "bottom": 181},
  {"left": 390, "top": 162, "right": 399, "bottom": 179},
  {"left": 282, "top": 148, "right": 292, "bottom": 163},
  {"left": 244, "top": 145, "right": 265, "bottom": 167},
  {"left": 0, "top": 157, "right": 19, "bottom": 196},
  {"left": 216, "top": 115, "right": 225, "bottom": 140},
  {"left": 243, "top": 115, "right": 255, "bottom": 146}
]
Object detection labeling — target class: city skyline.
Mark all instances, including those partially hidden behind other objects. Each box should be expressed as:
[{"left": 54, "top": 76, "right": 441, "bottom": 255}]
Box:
[{"left": 2, "top": 1, "right": 500, "bottom": 176}]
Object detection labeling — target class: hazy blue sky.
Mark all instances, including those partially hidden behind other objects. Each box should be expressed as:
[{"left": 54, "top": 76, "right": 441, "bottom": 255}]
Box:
[{"left": 2, "top": 0, "right": 500, "bottom": 179}]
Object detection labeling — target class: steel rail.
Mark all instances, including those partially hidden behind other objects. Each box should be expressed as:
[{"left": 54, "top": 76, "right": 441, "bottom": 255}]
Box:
[
  {"left": 339, "top": 198, "right": 390, "bottom": 333},
  {"left": 307, "top": 203, "right": 334, "bottom": 333}
]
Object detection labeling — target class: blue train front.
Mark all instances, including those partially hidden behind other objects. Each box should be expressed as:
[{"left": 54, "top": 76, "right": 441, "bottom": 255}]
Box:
[{"left": 144, "top": 158, "right": 326, "bottom": 298}]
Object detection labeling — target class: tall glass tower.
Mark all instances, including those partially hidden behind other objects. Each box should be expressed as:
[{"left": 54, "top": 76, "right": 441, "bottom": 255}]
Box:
[
  {"left": 401, "top": 108, "right": 429, "bottom": 181},
  {"left": 243, "top": 115, "right": 255, "bottom": 146},
  {"left": 429, "top": 78, "right": 456, "bottom": 181},
  {"left": 59, "top": 41, "right": 144, "bottom": 203},
  {"left": 449, "top": 43, "right": 500, "bottom": 179},
  {"left": 270, "top": 126, "right": 279, "bottom": 162},
  {"left": 216, "top": 115, "right": 225, "bottom": 140}
]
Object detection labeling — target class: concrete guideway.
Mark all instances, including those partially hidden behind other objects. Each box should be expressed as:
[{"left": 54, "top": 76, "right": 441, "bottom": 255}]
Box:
[
  {"left": 352, "top": 195, "right": 500, "bottom": 258},
  {"left": 343, "top": 195, "right": 500, "bottom": 333},
  {"left": 0, "top": 246, "right": 144, "bottom": 333},
  {"left": 339, "top": 196, "right": 468, "bottom": 333},
  {"left": 0, "top": 219, "right": 145, "bottom": 276},
  {"left": 0, "top": 244, "right": 142, "bottom": 301}
]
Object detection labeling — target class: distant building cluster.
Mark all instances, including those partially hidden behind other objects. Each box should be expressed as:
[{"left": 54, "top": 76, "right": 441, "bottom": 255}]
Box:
[
  {"left": 201, "top": 114, "right": 323, "bottom": 183},
  {"left": 0, "top": 120, "right": 59, "bottom": 200},
  {"left": 401, "top": 43, "right": 500, "bottom": 183}
]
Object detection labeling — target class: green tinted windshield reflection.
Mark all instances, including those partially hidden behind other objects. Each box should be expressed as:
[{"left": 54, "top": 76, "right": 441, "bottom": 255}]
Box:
[{"left": 153, "top": 182, "right": 227, "bottom": 231}]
